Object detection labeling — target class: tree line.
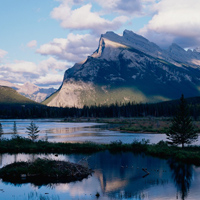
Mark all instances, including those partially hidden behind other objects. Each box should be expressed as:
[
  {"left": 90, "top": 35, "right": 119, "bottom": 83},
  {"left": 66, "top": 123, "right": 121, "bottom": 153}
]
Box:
[{"left": 1, "top": 96, "right": 200, "bottom": 119}]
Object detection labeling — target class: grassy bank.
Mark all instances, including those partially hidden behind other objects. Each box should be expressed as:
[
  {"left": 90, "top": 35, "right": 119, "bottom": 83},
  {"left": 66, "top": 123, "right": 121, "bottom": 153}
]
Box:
[
  {"left": 64, "top": 117, "right": 171, "bottom": 133},
  {"left": 95, "top": 117, "right": 200, "bottom": 133},
  {"left": 1, "top": 136, "right": 200, "bottom": 166},
  {"left": 116, "top": 118, "right": 171, "bottom": 133},
  {"left": 63, "top": 117, "right": 200, "bottom": 133}
]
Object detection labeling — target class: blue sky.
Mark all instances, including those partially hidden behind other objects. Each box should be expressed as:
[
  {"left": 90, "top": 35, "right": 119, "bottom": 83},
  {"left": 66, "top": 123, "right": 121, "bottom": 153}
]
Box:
[{"left": 0, "top": 0, "right": 200, "bottom": 88}]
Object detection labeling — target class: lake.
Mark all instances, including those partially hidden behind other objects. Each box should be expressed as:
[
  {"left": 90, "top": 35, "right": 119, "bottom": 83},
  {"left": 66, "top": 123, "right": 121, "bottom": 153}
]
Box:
[
  {"left": 0, "top": 151, "right": 199, "bottom": 200},
  {"left": 0, "top": 119, "right": 200, "bottom": 200},
  {"left": 1, "top": 118, "right": 200, "bottom": 145},
  {"left": 0, "top": 119, "right": 169, "bottom": 144}
]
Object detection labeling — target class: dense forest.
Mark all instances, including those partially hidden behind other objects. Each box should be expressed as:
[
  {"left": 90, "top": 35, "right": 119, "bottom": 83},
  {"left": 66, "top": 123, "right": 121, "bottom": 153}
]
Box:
[{"left": 1, "top": 96, "right": 200, "bottom": 119}]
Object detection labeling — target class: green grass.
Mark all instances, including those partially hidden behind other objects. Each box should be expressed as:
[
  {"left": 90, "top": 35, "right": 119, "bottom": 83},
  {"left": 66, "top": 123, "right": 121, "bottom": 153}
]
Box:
[{"left": 1, "top": 136, "right": 200, "bottom": 166}]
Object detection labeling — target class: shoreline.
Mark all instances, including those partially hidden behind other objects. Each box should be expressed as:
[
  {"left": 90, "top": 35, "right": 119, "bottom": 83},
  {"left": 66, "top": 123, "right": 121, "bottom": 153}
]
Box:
[
  {"left": 1, "top": 136, "right": 200, "bottom": 166},
  {"left": 110, "top": 127, "right": 167, "bottom": 134}
]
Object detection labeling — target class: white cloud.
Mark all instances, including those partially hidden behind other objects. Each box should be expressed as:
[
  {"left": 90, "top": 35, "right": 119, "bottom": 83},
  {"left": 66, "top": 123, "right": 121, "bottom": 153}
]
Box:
[
  {"left": 2, "top": 61, "right": 40, "bottom": 74},
  {"left": 55, "top": 0, "right": 84, "bottom": 4},
  {"left": 0, "top": 49, "right": 8, "bottom": 59},
  {"left": 27, "top": 40, "right": 37, "bottom": 48},
  {"left": 140, "top": 0, "right": 200, "bottom": 48},
  {"left": 35, "top": 57, "right": 70, "bottom": 86},
  {"left": 51, "top": 2, "right": 128, "bottom": 34},
  {"left": 95, "top": 0, "right": 142, "bottom": 15},
  {"left": 40, "top": 57, "right": 70, "bottom": 71},
  {"left": 0, "top": 58, "right": 70, "bottom": 87},
  {"left": 34, "top": 73, "right": 64, "bottom": 86},
  {"left": 0, "top": 61, "right": 40, "bottom": 85},
  {"left": 37, "top": 33, "right": 99, "bottom": 62}
]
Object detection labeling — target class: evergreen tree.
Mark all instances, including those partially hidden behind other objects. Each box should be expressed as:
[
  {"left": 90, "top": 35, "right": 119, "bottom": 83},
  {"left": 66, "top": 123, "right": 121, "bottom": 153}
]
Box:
[
  {"left": 13, "top": 121, "right": 17, "bottom": 135},
  {"left": 0, "top": 123, "right": 3, "bottom": 139},
  {"left": 166, "top": 94, "right": 198, "bottom": 148},
  {"left": 26, "top": 121, "right": 40, "bottom": 141}
]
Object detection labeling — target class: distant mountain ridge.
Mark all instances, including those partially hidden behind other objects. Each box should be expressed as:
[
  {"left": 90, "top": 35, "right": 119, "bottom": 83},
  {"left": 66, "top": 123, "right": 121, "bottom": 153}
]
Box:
[
  {"left": 0, "top": 86, "right": 39, "bottom": 105},
  {"left": 0, "top": 81, "right": 56, "bottom": 103},
  {"left": 44, "top": 30, "right": 200, "bottom": 108}
]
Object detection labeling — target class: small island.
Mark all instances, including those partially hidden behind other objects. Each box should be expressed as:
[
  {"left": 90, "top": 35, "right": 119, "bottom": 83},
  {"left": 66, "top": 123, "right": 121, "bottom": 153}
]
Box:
[{"left": 0, "top": 158, "right": 93, "bottom": 185}]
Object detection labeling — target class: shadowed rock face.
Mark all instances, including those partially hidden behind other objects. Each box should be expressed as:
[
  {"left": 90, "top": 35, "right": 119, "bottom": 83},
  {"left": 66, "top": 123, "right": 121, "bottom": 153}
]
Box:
[{"left": 46, "top": 30, "right": 200, "bottom": 108}]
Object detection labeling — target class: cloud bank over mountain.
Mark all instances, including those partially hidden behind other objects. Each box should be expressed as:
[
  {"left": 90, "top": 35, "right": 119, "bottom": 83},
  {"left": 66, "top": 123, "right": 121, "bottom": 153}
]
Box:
[{"left": 140, "top": 0, "right": 200, "bottom": 48}]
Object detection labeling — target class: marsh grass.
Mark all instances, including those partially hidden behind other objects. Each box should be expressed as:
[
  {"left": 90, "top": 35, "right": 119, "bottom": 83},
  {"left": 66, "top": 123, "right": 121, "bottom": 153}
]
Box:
[
  {"left": 118, "top": 119, "right": 171, "bottom": 133},
  {"left": 101, "top": 117, "right": 200, "bottom": 133},
  {"left": 67, "top": 117, "right": 200, "bottom": 133},
  {"left": 0, "top": 136, "right": 106, "bottom": 154},
  {"left": 1, "top": 136, "right": 200, "bottom": 165}
]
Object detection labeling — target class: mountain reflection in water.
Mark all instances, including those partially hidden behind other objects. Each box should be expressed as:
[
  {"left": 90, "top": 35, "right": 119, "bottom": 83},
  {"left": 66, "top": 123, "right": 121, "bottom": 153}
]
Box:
[{"left": 0, "top": 151, "right": 199, "bottom": 200}]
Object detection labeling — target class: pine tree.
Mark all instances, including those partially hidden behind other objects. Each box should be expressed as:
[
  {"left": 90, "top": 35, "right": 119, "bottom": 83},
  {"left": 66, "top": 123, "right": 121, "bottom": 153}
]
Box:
[
  {"left": 0, "top": 123, "right": 3, "bottom": 139},
  {"left": 166, "top": 94, "right": 198, "bottom": 148},
  {"left": 26, "top": 121, "right": 40, "bottom": 141},
  {"left": 13, "top": 121, "right": 17, "bottom": 135}
]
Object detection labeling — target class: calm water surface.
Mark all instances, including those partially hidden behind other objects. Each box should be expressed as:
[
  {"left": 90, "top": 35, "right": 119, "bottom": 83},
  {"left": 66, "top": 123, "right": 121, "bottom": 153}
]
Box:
[
  {"left": 0, "top": 119, "right": 168, "bottom": 144},
  {"left": 1, "top": 118, "right": 200, "bottom": 145},
  {"left": 0, "top": 152, "right": 199, "bottom": 200}
]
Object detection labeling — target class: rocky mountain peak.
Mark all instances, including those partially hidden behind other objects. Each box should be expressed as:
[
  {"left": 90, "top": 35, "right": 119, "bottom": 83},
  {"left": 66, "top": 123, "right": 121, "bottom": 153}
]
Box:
[
  {"left": 194, "top": 47, "right": 200, "bottom": 53},
  {"left": 92, "top": 32, "right": 128, "bottom": 60},
  {"left": 94, "top": 30, "right": 169, "bottom": 62},
  {"left": 19, "top": 82, "right": 39, "bottom": 94},
  {"left": 91, "top": 30, "right": 200, "bottom": 66},
  {"left": 45, "top": 30, "right": 200, "bottom": 108},
  {"left": 123, "top": 29, "right": 149, "bottom": 44},
  {"left": 168, "top": 43, "right": 185, "bottom": 53},
  {"left": 166, "top": 43, "right": 200, "bottom": 65}
]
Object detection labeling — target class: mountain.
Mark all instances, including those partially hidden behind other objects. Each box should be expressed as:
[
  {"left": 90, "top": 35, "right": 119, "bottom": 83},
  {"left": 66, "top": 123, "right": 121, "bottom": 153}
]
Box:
[
  {"left": 44, "top": 30, "right": 200, "bottom": 108},
  {"left": 0, "top": 86, "right": 39, "bottom": 105},
  {"left": 17, "top": 82, "right": 57, "bottom": 103},
  {"left": 0, "top": 81, "right": 56, "bottom": 103}
]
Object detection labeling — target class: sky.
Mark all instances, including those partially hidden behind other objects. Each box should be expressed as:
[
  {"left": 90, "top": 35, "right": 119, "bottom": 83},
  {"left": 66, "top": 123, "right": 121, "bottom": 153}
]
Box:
[{"left": 0, "top": 0, "right": 200, "bottom": 89}]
